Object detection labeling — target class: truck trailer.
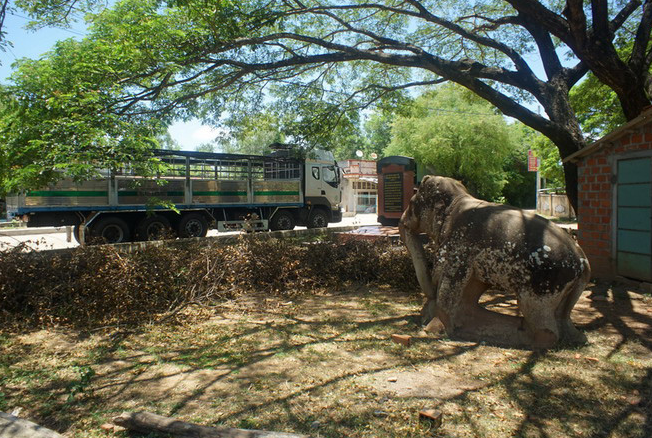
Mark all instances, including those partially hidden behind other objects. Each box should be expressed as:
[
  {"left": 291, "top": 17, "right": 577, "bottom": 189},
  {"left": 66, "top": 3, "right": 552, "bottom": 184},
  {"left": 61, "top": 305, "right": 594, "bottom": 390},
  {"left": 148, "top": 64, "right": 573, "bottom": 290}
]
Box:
[{"left": 6, "top": 148, "right": 343, "bottom": 244}]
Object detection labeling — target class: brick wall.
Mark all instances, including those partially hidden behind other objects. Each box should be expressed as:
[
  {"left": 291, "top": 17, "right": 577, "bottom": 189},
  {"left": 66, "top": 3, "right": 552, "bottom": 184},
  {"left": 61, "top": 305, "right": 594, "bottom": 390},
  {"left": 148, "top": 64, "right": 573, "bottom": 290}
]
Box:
[{"left": 577, "top": 124, "right": 652, "bottom": 278}]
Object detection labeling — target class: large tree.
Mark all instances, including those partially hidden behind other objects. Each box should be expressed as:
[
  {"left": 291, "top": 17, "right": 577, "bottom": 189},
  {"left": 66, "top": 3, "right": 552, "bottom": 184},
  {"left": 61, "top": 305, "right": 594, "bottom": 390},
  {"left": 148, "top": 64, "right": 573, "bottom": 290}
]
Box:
[
  {"left": 5, "top": 0, "right": 652, "bottom": 211},
  {"left": 386, "top": 84, "right": 520, "bottom": 201}
]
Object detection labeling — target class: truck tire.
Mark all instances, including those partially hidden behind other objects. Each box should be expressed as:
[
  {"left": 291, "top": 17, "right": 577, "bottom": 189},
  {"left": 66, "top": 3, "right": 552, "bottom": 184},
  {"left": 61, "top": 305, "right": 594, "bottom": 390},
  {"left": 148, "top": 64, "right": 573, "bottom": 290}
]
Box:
[
  {"left": 270, "top": 210, "right": 295, "bottom": 231},
  {"left": 136, "top": 215, "right": 174, "bottom": 241},
  {"left": 307, "top": 208, "right": 328, "bottom": 229},
  {"left": 178, "top": 213, "right": 209, "bottom": 238},
  {"left": 89, "top": 217, "right": 131, "bottom": 244}
]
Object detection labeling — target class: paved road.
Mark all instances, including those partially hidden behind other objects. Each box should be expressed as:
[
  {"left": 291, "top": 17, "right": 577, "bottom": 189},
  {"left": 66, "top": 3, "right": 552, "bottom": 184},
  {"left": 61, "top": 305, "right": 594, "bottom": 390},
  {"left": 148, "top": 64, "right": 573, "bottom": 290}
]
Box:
[{"left": 0, "top": 214, "right": 381, "bottom": 251}]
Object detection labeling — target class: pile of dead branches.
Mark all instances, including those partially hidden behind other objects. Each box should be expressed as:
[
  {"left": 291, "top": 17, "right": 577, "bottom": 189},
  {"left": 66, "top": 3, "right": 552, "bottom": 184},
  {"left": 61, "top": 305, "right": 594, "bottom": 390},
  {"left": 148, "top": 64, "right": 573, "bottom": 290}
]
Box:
[{"left": 0, "top": 236, "right": 419, "bottom": 329}]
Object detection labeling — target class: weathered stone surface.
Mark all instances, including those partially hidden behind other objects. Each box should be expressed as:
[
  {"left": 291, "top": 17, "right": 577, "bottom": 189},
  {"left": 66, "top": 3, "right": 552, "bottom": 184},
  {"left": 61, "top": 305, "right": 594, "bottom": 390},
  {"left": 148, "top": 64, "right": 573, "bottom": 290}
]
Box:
[
  {"left": 0, "top": 412, "right": 64, "bottom": 438},
  {"left": 399, "top": 176, "right": 590, "bottom": 349}
]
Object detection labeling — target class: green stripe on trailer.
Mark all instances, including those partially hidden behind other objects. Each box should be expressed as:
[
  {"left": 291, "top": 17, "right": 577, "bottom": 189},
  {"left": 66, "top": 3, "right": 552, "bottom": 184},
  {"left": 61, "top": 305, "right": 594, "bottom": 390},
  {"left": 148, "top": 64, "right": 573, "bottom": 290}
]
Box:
[
  {"left": 118, "top": 191, "right": 184, "bottom": 196},
  {"left": 27, "top": 190, "right": 108, "bottom": 197},
  {"left": 254, "top": 191, "right": 300, "bottom": 196},
  {"left": 193, "top": 191, "right": 248, "bottom": 196}
]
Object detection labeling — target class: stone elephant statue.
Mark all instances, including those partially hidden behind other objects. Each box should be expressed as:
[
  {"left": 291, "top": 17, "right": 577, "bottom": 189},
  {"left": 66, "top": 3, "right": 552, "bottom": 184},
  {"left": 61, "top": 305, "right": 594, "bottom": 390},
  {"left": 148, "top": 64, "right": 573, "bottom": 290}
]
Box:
[{"left": 399, "top": 175, "right": 590, "bottom": 349}]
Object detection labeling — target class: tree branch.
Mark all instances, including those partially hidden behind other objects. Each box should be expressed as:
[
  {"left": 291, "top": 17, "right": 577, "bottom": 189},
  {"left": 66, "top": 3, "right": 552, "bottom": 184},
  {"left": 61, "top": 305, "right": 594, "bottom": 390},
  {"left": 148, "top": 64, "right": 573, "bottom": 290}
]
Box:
[{"left": 630, "top": 0, "right": 652, "bottom": 74}]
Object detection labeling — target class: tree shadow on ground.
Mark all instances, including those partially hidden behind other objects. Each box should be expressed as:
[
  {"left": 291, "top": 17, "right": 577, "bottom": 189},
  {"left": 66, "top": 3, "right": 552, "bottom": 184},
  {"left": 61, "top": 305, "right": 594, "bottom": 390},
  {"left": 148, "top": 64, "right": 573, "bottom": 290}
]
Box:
[{"left": 2, "top": 284, "right": 651, "bottom": 437}]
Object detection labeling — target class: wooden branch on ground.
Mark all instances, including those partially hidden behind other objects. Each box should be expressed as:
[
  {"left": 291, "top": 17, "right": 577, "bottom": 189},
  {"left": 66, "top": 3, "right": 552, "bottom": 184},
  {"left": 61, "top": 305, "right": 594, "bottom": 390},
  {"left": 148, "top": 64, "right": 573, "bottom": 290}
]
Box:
[
  {"left": 0, "top": 412, "right": 64, "bottom": 438},
  {"left": 113, "top": 411, "right": 311, "bottom": 438}
]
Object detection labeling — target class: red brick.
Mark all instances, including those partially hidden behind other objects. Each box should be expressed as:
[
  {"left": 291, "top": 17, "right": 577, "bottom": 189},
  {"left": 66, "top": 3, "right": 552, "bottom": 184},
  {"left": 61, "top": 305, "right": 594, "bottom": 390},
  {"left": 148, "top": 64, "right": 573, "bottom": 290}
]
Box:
[
  {"left": 581, "top": 184, "right": 591, "bottom": 191},
  {"left": 601, "top": 166, "right": 612, "bottom": 173},
  {"left": 597, "top": 174, "right": 607, "bottom": 182},
  {"left": 391, "top": 334, "right": 412, "bottom": 346},
  {"left": 597, "top": 157, "right": 607, "bottom": 165},
  {"left": 598, "top": 190, "right": 611, "bottom": 199},
  {"left": 632, "top": 133, "right": 643, "bottom": 144},
  {"left": 587, "top": 175, "right": 596, "bottom": 183},
  {"left": 601, "top": 233, "right": 611, "bottom": 240},
  {"left": 601, "top": 200, "right": 611, "bottom": 207},
  {"left": 601, "top": 183, "right": 611, "bottom": 191},
  {"left": 621, "top": 136, "right": 630, "bottom": 146},
  {"left": 601, "top": 216, "right": 610, "bottom": 224},
  {"left": 592, "top": 183, "right": 601, "bottom": 191}
]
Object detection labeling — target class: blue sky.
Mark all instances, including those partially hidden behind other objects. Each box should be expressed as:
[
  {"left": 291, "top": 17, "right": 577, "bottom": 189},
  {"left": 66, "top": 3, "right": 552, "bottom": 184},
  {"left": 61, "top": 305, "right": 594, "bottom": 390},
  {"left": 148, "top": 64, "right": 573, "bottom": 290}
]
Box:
[{"left": 1, "top": 9, "right": 218, "bottom": 151}]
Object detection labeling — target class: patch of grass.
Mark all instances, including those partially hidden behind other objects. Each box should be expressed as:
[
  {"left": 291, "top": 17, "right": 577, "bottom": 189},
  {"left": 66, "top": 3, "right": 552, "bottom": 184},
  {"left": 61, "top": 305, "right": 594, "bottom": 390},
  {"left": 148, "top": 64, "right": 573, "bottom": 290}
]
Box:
[{"left": 1, "top": 287, "right": 651, "bottom": 437}]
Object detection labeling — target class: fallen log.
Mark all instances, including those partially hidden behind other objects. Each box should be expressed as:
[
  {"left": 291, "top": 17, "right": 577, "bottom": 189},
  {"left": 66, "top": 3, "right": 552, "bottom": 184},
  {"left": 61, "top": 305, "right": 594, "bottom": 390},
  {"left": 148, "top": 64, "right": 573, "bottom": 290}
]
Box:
[
  {"left": 0, "top": 412, "right": 64, "bottom": 438},
  {"left": 113, "top": 411, "right": 311, "bottom": 438}
]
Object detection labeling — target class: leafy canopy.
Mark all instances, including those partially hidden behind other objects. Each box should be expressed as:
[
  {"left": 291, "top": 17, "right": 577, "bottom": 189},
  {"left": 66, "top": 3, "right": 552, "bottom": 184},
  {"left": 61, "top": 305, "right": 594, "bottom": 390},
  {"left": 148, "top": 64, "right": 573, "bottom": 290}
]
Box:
[
  {"left": 0, "top": 34, "right": 165, "bottom": 195},
  {"left": 385, "top": 84, "right": 518, "bottom": 201},
  {"left": 4, "top": 0, "right": 652, "bottom": 212}
]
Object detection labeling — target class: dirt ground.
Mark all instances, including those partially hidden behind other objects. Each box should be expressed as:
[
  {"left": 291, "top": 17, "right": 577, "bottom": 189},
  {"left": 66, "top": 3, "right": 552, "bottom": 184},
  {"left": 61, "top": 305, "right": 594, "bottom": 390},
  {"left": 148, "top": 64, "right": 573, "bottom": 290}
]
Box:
[{"left": 1, "top": 280, "right": 651, "bottom": 438}]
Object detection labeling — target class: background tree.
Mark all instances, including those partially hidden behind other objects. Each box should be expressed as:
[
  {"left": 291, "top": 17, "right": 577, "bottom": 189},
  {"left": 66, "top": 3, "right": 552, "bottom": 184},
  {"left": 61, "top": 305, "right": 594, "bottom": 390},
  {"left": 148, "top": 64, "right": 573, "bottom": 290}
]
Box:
[
  {"left": 0, "top": 36, "right": 165, "bottom": 195},
  {"left": 4, "top": 0, "right": 652, "bottom": 211},
  {"left": 385, "top": 85, "right": 519, "bottom": 201},
  {"left": 529, "top": 132, "right": 566, "bottom": 189},
  {"left": 1, "top": 0, "right": 105, "bottom": 54}
]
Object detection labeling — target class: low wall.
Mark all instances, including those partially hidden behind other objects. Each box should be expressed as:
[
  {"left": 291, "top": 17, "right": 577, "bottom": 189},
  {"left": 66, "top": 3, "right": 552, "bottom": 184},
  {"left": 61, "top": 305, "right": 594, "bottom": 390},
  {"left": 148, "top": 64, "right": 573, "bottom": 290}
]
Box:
[{"left": 537, "top": 193, "right": 576, "bottom": 219}]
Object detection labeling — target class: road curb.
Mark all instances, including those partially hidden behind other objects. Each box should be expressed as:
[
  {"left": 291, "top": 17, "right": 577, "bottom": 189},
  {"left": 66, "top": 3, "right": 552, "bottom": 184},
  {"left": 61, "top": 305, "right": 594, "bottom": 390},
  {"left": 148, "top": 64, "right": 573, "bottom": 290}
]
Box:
[{"left": 0, "top": 226, "right": 70, "bottom": 236}]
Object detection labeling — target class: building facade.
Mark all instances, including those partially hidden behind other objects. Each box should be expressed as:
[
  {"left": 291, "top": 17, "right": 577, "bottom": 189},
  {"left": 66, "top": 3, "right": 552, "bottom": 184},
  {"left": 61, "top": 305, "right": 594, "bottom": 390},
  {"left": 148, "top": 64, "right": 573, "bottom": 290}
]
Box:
[
  {"left": 338, "top": 160, "right": 378, "bottom": 216},
  {"left": 565, "top": 108, "right": 652, "bottom": 281}
]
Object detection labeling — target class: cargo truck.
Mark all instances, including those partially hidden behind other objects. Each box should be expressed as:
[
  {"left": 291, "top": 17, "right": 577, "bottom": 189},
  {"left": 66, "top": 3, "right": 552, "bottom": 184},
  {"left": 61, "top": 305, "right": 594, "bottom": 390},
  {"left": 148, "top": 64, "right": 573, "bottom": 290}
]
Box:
[{"left": 6, "top": 147, "right": 343, "bottom": 244}]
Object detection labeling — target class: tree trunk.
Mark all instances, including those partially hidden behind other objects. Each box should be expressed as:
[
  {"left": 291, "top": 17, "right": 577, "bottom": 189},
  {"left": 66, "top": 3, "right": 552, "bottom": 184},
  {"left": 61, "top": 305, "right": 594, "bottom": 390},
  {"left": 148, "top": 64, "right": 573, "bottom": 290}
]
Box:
[{"left": 562, "top": 161, "right": 579, "bottom": 216}]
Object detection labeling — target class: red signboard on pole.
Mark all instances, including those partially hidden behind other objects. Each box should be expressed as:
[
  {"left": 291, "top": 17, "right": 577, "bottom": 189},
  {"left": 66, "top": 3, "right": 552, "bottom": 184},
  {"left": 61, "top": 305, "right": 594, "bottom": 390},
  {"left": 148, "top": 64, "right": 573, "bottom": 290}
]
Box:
[{"left": 527, "top": 150, "right": 539, "bottom": 172}]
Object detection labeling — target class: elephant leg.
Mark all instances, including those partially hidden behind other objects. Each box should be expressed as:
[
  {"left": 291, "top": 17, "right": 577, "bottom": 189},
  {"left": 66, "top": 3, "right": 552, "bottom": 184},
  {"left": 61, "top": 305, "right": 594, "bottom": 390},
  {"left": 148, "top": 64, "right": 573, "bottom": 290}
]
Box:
[
  {"left": 555, "top": 277, "right": 588, "bottom": 345},
  {"left": 520, "top": 292, "right": 566, "bottom": 349},
  {"left": 450, "top": 276, "right": 524, "bottom": 343},
  {"left": 401, "top": 227, "right": 436, "bottom": 299}
]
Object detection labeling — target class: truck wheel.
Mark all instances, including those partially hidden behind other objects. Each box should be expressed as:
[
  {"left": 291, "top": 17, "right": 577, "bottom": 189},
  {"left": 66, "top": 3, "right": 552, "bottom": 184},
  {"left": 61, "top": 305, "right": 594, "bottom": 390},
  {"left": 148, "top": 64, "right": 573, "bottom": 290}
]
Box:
[
  {"left": 136, "top": 215, "right": 174, "bottom": 241},
  {"left": 178, "top": 213, "right": 209, "bottom": 238},
  {"left": 90, "top": 217, "right": 131, "bottom": 244},
  {"left": 270, "top": 210, "right": 295, "bottom": 231},
  {"left": 307, "top": 208, "right": 328, "bottom": 229}
]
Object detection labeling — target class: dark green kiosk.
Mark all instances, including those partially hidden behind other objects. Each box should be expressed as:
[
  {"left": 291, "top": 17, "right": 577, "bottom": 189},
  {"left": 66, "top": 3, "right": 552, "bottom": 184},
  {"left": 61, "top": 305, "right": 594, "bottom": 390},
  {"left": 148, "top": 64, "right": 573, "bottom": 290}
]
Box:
[{"left": 376, "top": 156, "right": 417, "bottom": 226}]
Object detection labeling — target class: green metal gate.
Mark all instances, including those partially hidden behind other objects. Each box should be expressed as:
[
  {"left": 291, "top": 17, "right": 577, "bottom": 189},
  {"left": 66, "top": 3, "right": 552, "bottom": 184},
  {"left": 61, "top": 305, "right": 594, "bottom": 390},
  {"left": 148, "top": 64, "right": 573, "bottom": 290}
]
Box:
[{"left": 617, "top": 157, "right": 652, "bottom": 280}]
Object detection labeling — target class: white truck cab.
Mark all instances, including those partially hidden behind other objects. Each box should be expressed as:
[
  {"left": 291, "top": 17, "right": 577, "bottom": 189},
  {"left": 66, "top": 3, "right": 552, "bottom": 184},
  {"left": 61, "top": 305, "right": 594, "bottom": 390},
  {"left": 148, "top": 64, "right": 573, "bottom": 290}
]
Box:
[{"left": 303, "top": 150, "right": 343, "bottom": 227}]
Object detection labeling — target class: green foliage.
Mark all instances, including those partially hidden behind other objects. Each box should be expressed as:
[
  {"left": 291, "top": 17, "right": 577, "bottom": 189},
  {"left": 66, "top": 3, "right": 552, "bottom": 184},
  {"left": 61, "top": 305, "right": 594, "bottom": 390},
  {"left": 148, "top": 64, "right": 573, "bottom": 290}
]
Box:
[
  {"left": 529, "top": 133, "right": 566, "bottom": 190},
  {"left": 501, "top": 130, "right": 537, "bottom": 208},
  {"left": 385, "top": 85, "right": 518, "bottom": 201},
  {"left": 570, "top": 73, "right": 627, "bottom": 140},
  {"left": 14, "top": 0, "right": 104, "bottom": 29},
  {"left": 0, "top": 31, "right": 169, "bottom": 195},
  {"left": 66, "top": 364, "right": 95, "bottom": 403},
  {"left": 221, "top": 111, "right": 285, "bottom": 155}
]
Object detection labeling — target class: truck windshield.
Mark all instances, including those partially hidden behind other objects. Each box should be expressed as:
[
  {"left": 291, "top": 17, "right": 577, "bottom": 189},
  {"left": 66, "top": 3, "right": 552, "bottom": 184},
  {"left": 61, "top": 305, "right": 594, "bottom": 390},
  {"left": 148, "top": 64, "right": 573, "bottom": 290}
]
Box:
[{"left": 323, "top": 166, "right": 338, "bottom": 187}]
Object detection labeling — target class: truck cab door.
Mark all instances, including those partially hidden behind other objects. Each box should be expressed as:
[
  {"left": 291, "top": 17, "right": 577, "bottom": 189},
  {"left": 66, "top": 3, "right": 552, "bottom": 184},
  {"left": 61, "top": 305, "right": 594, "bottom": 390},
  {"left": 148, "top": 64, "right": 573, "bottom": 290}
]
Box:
[
  {"left": 321, "top": 164, "right": 341, "bottom": 206},
  {"left": 305, "top": 163, "right": 342, "bottom": 207}
]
